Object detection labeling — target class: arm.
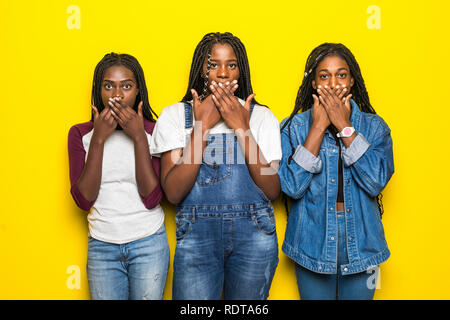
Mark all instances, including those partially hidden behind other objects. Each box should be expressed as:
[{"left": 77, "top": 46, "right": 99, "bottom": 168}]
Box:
[
  {"left": 73, "top": 106, "right": 117, "bottom": 208},
  {"left": 317, "top": 86, "right": 394, "bottom": 196},
  {"left": 235, "top": 129, "right": 280, "bottom": 201},
  {"left": 68, "top": 124, "right": 95, "bottom": 211},
  {"left": 210, "top": 83, "right": 280, "bottom": 200},
  {"left": 160, "top": 89, "right": 224, "bottom": 205},
  {"left": 278, "top": 94, "right": 331, "bottom": 199},
  {"left": 342, "top": 121, "right": 394, "bottom": 197},
  {"left": 278, "top": 124, "right": 321, "bottom": 200},
  {"left": 160, "top": 121, "right": 208, "bottom": 204}
]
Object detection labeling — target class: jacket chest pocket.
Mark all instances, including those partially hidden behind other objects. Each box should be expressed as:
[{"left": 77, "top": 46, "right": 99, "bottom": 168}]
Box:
[{"left": 197, "top": 136, "right": 234, "bottom": 186}]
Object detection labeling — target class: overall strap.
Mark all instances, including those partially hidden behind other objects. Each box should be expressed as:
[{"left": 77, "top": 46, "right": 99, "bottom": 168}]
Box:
[
  {"left": 184, "top": 101, "right": 256, "bottom": 129},
  {"left": 250, "top": 103, "right": 255, "bottom": 115},
  {"left": 184, "top": 102, "right": 193, "bottom": 129}
]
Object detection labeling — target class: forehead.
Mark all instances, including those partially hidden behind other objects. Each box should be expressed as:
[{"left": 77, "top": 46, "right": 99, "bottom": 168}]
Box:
[
  {"left": 316, "top": 55, "right": 349, "bottom": 72},
  {"left": 210, "top": 43, "right": 237, "bottom": 60},
  {"left": 103, "top": 65, "right": 136, "bottom": 81}
]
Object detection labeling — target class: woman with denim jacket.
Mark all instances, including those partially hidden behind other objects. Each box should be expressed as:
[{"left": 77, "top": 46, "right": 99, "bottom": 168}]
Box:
[
  {"left": 278, "top": 43, "right": 394, "bottom": 300},
  {"left": 151, "top": 32, "right": 281, "bottom": 299}
]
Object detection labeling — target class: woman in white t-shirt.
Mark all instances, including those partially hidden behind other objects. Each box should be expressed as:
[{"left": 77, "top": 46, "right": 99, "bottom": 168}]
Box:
[
  {"left": 68, "top": 53, "right": 169, "bottom": 300},
  {"left": 151, "top": 32, "right": 281, "bottom": 300}
]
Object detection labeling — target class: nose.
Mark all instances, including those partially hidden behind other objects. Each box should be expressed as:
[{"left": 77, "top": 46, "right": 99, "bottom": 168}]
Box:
[
  {"left": 330, "top": 77, "right": 337, "bottom": 89},
  {"left": 112, "top": 88, "right": 124, "bottom": 99},
  {"left": 217, "top": 66, "right": 229, "bottom": 79}
]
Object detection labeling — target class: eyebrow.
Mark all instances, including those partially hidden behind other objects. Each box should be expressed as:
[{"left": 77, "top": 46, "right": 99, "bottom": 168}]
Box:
[
  {"left": 209, "top": 59, "right": 237, "bottom": 62},
  {"left": 318, "top": 67, "right": 349, "bottom": 72},
  {"left": 103, "top": 79, "right": 136, "bottom": 83}
]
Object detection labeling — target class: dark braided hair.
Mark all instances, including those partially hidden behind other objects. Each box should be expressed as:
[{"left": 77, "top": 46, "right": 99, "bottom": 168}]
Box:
[
  {"left": 91, "top": 52, "right": 158, "bottom": 122},
  {"left": 281, "top": 43, "right": 384, "bottom": 216},
  {"left": 181, "top": 32, "right": 261, "bottom": 105}
]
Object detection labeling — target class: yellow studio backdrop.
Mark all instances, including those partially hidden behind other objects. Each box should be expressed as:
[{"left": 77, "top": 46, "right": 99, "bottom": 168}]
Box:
[{"left": 0, "top": 0, "right": 448, "bottom": 300}]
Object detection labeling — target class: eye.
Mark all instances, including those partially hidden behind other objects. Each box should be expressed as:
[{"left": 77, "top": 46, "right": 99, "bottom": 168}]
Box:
[
  {"left": 338, "top": 73, "right": 347, "bottom": 79},
  {"left": 122, "top": 84, "right": 132, "bottom": 90},
  {"left": 319, "top": 74, "right": 328, "bottom": 80},
  {"left": 229, "top": 63, "right": 237, "bottom": 69},
  {"left": 104, "top": 83, "right": 113, "bottom": 90},
  {"left": 210, "top": 63, "right": 218, "bottom": 68}
]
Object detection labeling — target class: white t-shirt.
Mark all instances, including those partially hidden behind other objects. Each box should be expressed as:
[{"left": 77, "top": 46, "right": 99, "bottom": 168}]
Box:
[
  {"left": 150, "top": 99, "right": 282, "bottom": 163},
  {"left": 68, "top": 120, "right": 165, "bottom": 245}
]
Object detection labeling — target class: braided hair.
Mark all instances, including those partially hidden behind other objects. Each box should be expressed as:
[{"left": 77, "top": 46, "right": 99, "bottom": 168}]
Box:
[
  {"left": 90, "top": 52, "right": 158, "bottom": 122},
  {"left": 181, "top": 32, "right": 260, "bottom": 105},
  {"left": 281, "top": 43, "right": 384, "bottom": 216}
]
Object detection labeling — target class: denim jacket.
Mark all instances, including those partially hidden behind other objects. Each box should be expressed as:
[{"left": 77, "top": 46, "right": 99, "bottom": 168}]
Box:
[{"left": 278, "top": 100, "right": 394, "bottom": 275}]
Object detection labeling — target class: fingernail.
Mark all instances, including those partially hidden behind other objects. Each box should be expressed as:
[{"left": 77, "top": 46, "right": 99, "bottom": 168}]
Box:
[
  {"left": 232, "top": 80, "right": 237, "bottom": 84},
  {"left": 219, "top": 82, "right": 223, "bottom": 87},
  {"left": 336, "top": 85, "right": 340, "bottom": 89},
  {"left": 318, "top": 85, "right": 322, "bottom": 88},
  {"left": 324, "top": 85, "right": 328, "bottom": 88},
  {"left": 343, "top": 88, "right": 347, "bottom": 91},
  {"left": 212, "top": 81, "right": 216, "bottom": 85},
  {"left": 226, "top": 82, "right": 230, "bottom": 85},
  {"left": 342, "top": 84, "right": 346, "bottom": 87}
]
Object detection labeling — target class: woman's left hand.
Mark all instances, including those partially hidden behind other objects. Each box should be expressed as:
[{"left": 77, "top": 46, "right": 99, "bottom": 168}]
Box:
[
  {"left": 317, "top": 85, "right": 353, "bottom": 131},
  {"left": 109, "top": 97, "right": 146, "bottom": 141},
  {"left": 210, "top": 81, "right": 255, "bottom": 132}
]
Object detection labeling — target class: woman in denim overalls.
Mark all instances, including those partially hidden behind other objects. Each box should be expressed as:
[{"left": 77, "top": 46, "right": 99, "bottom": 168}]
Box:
[{"left": 153, "top": 32, "right": 281, "bottom": 299}]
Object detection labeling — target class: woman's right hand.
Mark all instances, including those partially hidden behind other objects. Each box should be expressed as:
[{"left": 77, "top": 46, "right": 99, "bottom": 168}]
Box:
[
  {"left": 311, "top": 94, "right": 330, "bottom": 131},
  {"left": 91, "top": 105, "right": 117, "bottom": 143},
  {"left": 191, "top": 89, "right": 221, "bottom": 131}
]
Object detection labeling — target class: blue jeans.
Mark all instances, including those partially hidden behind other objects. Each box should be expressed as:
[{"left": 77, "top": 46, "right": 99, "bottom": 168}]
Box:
[
  {"left": 87, "top": 224, "right": 170, "bottom": 300},
  {"left": 173, "top": 204, "right": 279, "bottom": 300},
  {"left": 295, "top": 213, "right": 378, "bottom": 300}
]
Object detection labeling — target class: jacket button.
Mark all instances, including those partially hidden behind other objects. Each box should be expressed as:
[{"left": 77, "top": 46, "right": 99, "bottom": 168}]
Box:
[
  {"left": 344, "top": 267, "right": 348, "bottom": 272},
  {"left": 349, "top": 237, "right": 353, "bottom": 241},
  {"left": 330, "top": 207, "right": 334, "bottom": 211},
  {"left": 331, "top": 178, "right": 335, "bottom": 183},
  {"left": 331, "top": 237, "right": 335, "bottom": 241},
  {"left": 318, "top": 266, "right": 322, "bottom": 270},
  {"left": 347, "top": 208, "right": 351, "bottom": 212}
]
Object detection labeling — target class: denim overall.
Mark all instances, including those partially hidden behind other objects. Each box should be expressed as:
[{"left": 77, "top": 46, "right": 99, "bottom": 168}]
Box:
[{"left": 172, "top": 103, "right": 279, "bottom": 300}]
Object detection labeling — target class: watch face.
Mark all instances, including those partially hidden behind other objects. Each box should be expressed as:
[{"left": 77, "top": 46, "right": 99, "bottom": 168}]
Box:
[{"left": 343, "top": 128, "right": 352, "bottom": 136}]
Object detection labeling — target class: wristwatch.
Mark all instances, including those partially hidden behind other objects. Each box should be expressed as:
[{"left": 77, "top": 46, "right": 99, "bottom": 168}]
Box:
[{"left": 336, "top": 126, "right": 355, "bottom": 138}]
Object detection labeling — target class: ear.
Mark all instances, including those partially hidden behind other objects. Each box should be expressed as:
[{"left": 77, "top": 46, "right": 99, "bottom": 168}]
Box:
[
  {"left": 349, "top": 77, "right": 354, "bottom": 89},
  {"left": 312, "top": 80, "right": 317, "bottom": 90},
  {"left": 137, "top": 101, "right": 143, "bottom": 117}
]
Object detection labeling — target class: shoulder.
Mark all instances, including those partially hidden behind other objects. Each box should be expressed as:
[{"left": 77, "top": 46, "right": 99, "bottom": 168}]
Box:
[
  {"left": 143, "top": 119, "right": 156, "bottom": 135},
  {"left": 251, "top": 104, "right": 279, "bottom": 124},
  {"left": 160, "top": 101, "right": 188, "bottom": 117},
  {"left": 280, "top": 110, "right": 312, "bottom": 133},
  {"left": 68, "top": 121, "right": 93, "bottom": 138},
  {"left": 359, "top": 111, "right": 391, "bottom": 136},
  {"left": 68, "top": 122, "right": 93, "bottom": 151}
]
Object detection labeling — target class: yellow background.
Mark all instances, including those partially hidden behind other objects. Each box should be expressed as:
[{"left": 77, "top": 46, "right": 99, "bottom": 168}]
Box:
[{"left": 0, "top": 0, "right": 448, "bottom": 299}]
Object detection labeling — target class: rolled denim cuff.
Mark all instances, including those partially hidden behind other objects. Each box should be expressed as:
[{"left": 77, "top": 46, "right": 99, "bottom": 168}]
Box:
[
  {"left": 342, "top": 133, "right": 371, "bottom": 166},
  {"left": 292, "top": 145, "right": 322, "bottom": 173}
]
